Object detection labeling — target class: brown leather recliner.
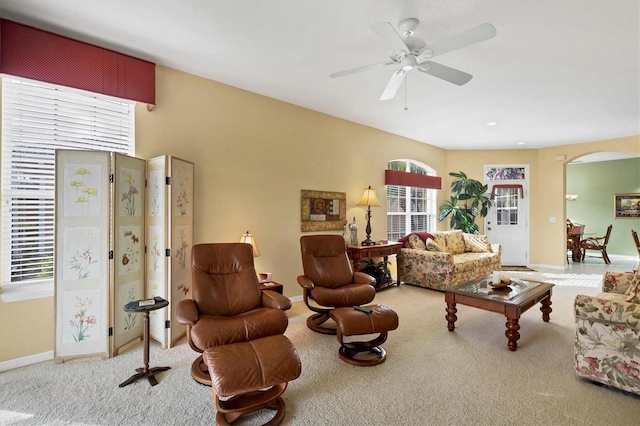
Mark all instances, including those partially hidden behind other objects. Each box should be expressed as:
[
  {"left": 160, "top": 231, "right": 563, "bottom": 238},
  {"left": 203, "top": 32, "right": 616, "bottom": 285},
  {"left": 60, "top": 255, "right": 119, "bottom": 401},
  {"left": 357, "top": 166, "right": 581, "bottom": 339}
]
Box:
[
  {"left": 176, "top": 243, "right": 292, "bottom": 385},
  {"left": 297, "top": 235, "right": 376, "bottom": 334}
]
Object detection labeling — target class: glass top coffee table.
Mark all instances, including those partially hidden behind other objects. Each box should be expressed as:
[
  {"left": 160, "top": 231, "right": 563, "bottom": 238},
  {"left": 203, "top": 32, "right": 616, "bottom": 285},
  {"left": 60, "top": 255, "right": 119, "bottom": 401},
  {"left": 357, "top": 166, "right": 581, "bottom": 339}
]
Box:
[{"left": 444, "top": 276, "right": 554, "bottom": 351}]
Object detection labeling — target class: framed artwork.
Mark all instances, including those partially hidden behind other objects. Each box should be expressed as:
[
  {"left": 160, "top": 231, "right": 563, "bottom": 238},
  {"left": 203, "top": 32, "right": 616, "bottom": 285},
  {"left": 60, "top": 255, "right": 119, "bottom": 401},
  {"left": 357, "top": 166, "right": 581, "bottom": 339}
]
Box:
[
  {"left": 614, "top": 193, "right": 640, "bottom": 218},
  {"left": 301, "top": 189, "right": 346, "bottom": 232}
]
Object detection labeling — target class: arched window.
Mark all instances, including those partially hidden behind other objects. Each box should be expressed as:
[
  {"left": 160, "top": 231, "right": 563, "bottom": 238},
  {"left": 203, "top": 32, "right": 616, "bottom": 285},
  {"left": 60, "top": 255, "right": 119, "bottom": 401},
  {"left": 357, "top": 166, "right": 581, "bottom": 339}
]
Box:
[{"left": 386, "top": 160, "right": 437, "bottom": 241}]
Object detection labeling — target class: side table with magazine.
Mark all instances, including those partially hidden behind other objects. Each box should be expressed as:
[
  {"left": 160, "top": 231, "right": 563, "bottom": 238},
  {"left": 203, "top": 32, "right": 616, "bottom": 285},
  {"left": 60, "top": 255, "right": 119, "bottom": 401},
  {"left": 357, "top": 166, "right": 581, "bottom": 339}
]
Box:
[{"left": 119, "top": 297, "right": 170, "bottom": 387}]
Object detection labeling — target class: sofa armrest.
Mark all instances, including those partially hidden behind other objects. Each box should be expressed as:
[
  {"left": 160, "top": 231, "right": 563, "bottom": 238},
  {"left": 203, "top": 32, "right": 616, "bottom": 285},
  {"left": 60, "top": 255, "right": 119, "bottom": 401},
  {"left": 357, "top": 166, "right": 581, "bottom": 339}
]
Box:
[
  {"left": 574, "top": 294, "right": 640, "bottom": 331},
  {"left": 602, "top": 271, "right": 638, "bottom": 294},
  {"left": 490, "top": 243, "right": 502, "bottom": 255},
  {"left": 176, "top": 299, "right": 198, "bottom": 326}
]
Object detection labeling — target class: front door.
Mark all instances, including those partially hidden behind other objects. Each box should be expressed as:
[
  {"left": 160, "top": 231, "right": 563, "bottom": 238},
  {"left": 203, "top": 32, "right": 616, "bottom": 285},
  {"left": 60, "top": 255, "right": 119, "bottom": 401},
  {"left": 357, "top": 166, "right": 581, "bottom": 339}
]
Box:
[{"left": 484, "top": 166, "right": 529, "bottom": 266}]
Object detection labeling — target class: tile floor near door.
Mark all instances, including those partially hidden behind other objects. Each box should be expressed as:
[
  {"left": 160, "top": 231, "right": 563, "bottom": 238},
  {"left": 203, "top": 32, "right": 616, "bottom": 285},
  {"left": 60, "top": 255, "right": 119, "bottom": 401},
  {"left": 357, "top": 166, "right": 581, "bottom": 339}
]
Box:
[{"left": 507, "top": 254, "right": 638, "bottom": 289}]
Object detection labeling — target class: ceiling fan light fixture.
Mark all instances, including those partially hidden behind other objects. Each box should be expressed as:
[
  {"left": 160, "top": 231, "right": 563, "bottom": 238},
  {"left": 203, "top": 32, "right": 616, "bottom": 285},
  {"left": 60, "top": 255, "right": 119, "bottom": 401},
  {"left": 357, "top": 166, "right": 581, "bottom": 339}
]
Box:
[{"left": 398, "top": 18, "right": 420, "bottom": 37}]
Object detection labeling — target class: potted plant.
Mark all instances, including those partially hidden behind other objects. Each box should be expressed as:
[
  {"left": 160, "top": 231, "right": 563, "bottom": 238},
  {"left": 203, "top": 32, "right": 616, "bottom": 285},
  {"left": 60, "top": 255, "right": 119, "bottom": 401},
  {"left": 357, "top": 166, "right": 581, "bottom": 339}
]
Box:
[
  {"left": 438, "top": 171, "right": 493, "bottom": 234},
  {"left": 358, "top": 258, "right": 392, "bottom": 286}
]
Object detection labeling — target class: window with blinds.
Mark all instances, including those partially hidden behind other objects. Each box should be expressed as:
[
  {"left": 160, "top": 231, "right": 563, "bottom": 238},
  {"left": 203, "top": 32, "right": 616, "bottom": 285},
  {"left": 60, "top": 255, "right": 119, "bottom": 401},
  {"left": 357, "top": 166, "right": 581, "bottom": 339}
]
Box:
[
  {"left": 2, "top": 77, "right": 134, "bottom": 292},
  {"left": 386, "top": 160, "right": 436, "bottom": 242}
]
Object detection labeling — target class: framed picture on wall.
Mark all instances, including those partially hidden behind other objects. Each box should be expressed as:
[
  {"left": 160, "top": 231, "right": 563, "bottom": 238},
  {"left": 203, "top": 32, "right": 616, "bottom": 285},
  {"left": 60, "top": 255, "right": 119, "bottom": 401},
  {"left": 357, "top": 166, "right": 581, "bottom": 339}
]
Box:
[{"left": 614, "top": 193, "right": 640, "bottom": 218}]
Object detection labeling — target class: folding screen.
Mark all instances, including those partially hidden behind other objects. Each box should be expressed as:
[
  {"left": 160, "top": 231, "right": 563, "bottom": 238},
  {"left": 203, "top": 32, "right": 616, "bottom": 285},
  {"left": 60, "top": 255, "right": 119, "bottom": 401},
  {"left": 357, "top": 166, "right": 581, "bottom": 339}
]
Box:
[
  {"left": 146, "top": 156, "right": 194, "bottom": 348},
  {"left": 54, "top": 151, "right": 146, "bottom": 360}
]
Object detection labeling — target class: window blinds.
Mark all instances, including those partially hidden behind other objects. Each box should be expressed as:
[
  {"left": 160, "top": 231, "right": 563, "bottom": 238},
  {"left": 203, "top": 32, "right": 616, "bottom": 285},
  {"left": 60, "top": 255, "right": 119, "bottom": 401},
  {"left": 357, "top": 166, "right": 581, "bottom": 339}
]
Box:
[{"left": 2, "top": 77, "right": 134, "bottom": 286}]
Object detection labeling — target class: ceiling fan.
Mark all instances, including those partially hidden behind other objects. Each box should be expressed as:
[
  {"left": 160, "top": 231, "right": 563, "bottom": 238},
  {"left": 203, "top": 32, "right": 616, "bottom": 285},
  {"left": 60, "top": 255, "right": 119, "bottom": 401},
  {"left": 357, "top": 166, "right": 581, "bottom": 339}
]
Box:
[{"left": 330, "top": 18, "right": 496, "bottom": 100}]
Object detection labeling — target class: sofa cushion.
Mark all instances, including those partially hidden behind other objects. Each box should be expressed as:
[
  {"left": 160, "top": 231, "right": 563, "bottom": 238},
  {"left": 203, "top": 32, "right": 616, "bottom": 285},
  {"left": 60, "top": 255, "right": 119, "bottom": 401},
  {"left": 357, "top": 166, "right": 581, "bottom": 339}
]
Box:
[
  {"left": 453, "top": 252, "right": 499, "bottom": 272},
  {"left": 398, "top": 232, "right": 434, "bottom": 248},
  {"left": 431, "top": 232, "right": 448, "bottom": 252},
  {"left": 407, "top": 234, "right": 426, "bottom": 250},
  {"left": 444, "top": 230, "right": 466, "bottom": 255},
  {"left": 426, "top": 239, "right": 444, "bottom": 252},
  {"left": 463, "top": 234, "right": 490, "bottom": 253}
]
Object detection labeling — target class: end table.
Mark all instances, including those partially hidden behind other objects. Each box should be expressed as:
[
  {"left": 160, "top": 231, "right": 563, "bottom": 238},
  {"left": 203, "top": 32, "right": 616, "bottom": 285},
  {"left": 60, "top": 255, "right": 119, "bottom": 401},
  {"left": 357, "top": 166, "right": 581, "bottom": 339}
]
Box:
[
  {"left": 346, "top": 242, "right": 403, "bottom": 291},
  {"left": 119, "top": 297, "right": 170, "bottom": 387}
]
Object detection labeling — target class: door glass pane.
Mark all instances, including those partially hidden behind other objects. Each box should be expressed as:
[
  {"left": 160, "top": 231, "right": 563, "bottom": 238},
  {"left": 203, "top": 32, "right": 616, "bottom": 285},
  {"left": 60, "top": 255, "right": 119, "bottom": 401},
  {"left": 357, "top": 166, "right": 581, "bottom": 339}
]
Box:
[{"left": 495, "top": 188, "right": 519, "bottom": 225}]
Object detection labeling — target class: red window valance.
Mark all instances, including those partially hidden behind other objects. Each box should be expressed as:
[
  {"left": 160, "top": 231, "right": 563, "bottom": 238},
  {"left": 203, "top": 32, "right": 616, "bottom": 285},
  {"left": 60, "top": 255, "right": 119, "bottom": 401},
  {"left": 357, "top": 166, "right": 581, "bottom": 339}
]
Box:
[
  {"left": 490, "top": 184, "right": 524, "bottom": 199},
  {"left": 385, "top": 169, "right": 442, "bottom": 190},
  {"left": 0, "top": 19, "right": 155, "bottom": 105}
]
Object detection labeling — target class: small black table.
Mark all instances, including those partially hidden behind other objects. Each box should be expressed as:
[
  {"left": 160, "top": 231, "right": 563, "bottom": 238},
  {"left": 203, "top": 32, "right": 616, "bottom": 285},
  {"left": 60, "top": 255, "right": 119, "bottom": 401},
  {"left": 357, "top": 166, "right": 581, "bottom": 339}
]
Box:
[{"left": 119, "top": 296, "right": 170, "bottom": 387}]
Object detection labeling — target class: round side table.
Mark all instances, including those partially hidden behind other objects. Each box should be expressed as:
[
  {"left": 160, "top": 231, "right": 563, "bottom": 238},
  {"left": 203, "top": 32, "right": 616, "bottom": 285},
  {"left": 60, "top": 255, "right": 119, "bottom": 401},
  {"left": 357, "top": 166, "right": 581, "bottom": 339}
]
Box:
[{"left": 119, "top": 297, "right": 170, "bottom": 387}]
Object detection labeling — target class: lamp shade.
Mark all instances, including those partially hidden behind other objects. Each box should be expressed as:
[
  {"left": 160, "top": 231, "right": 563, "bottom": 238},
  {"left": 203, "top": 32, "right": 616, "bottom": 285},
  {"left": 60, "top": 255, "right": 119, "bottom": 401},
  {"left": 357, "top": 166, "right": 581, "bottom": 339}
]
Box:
[
  {"left": 356, "top": 186, "right": 382, "bottom": 208},
  {"left": 240, "top": 231, "right": 261, "bottom": 257}
]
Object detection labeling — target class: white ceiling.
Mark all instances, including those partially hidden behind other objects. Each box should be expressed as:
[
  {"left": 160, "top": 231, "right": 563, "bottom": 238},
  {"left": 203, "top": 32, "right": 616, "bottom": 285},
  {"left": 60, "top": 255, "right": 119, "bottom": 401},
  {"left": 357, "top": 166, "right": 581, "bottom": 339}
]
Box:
[{"left": 1, "top": 0, "right": 639, "bottom": 151}]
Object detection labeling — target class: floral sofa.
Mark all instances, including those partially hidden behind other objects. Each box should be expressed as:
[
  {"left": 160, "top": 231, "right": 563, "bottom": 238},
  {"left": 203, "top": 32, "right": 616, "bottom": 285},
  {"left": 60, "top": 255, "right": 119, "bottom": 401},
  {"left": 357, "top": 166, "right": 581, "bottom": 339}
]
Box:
[
  {"left": 574, "top": 270, "right": 640, "bottom": 396},
  {"left": 397, "top": 230, "right": 501, "bottom": 291}
]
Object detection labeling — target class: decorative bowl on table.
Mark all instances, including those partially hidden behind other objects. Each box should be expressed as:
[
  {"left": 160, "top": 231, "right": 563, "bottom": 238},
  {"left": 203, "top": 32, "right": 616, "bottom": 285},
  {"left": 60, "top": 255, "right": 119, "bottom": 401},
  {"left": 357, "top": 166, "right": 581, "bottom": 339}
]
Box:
[{"left": 489, "top": 278, "right": 512, "bottom": 289}]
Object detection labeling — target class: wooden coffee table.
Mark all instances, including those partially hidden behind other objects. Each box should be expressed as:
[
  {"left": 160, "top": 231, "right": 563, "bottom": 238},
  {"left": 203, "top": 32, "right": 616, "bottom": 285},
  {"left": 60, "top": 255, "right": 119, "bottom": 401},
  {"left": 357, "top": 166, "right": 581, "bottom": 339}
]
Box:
[{"left": 444, "top": 277, "right": 553, "bottom": 351}]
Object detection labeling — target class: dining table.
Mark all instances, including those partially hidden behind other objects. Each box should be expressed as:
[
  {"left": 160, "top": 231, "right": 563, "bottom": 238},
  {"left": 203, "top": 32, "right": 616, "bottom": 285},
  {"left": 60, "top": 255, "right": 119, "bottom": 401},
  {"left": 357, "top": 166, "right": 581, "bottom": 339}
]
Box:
[{"left": 568, "top": 228, "right": 595, "bottom": 262}]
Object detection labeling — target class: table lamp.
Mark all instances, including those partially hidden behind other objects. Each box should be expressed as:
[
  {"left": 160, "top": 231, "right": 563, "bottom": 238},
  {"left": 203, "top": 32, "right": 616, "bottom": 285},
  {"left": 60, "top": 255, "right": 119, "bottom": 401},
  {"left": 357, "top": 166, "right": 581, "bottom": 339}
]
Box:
[
  {"left": 356, "top": 186, "right": 381, "bottom": 246},
  {"left": 240, "top": 231, "right": 261, "bottom": 257},
  {"left": 240, "top": 231, "right": 272, "bottom": 283}
]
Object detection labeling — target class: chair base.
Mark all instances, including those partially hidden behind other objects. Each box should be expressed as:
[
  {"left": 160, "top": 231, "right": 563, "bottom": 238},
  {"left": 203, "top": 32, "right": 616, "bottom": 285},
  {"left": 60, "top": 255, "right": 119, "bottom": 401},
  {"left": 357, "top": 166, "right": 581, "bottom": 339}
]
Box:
[
  {"left": 190, "top": 355, "right": 212, "bottom": 386},
  {"left": 306, "top": 312, "right": 337, "bottom": 335},
  {"left": 330, "top": 304, "right": 398, "bottom": 366},
  {"left": 337, "top": 332, "right": 389, "bottom": 366},
  {"left": 215, "top": 384, "right": 287, "bottom": 426}
]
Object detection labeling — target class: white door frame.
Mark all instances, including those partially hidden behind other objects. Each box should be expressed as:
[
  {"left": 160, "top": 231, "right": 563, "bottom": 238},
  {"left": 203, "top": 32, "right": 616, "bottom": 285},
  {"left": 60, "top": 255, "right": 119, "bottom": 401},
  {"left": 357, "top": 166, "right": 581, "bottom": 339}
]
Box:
[{"left": 483, "top": 164, "right": 530, "bottom": 266}]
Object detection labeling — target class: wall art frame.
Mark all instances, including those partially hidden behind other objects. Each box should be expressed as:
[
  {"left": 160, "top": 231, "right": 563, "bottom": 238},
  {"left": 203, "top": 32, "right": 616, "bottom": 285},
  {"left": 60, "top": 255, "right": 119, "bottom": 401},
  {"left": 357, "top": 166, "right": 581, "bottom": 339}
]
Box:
[
  {"left": 614, "top": 193, "right": 640, "bottom": 218},
  {"left": 300, "top": 189, "right": 346, "bottom": 232}
]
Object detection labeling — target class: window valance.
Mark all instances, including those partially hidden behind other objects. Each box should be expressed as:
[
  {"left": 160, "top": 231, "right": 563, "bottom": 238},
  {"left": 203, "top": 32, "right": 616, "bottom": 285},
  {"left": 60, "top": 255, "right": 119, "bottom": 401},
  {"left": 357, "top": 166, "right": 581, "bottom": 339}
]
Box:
[
  {"left": 0, "top": 19, "right": 155, "bottom": 105},
  {"left": 385, "top": 169, "right": 442, "bottom": 189}
]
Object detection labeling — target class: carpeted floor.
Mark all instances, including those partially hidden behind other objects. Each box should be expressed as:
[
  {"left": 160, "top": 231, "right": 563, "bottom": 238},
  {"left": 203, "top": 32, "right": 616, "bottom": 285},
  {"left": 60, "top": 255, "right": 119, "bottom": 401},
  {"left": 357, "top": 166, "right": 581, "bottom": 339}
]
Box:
[{"left": 1, "top": 283, "right": 640, "bottom": 425}]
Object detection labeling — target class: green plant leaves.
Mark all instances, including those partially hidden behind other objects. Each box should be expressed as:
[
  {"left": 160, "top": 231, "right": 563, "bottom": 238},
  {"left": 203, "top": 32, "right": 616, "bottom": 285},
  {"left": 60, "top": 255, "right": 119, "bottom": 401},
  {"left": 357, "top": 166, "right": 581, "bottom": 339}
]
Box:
[{"left": 437, "top": 171, "right": 493, "bottom": 234}]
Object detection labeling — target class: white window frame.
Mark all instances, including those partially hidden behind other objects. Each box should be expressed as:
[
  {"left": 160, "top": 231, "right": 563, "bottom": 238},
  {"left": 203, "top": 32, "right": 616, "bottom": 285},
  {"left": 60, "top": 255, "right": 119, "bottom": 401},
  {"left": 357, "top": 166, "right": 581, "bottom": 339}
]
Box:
[
  {"left": 1, "top": 77, "right": 135, "bottom": 302},
  {"left": 386, "top": 160, "right": 437, "bottom": 242}
]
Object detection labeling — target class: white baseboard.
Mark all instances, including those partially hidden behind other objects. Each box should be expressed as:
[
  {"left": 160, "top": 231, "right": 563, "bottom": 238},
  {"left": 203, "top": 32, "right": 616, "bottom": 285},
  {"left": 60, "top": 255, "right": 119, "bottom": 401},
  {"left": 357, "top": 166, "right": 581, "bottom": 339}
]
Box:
[
  {"left": 0, "top": 350, "right": 53, "bottom": 372},
  {"left": 529, "top": 263, "right": 566, "bottom": 270},
  {"left": 289, "top": 295, "right": 303, "bottom": 303}
]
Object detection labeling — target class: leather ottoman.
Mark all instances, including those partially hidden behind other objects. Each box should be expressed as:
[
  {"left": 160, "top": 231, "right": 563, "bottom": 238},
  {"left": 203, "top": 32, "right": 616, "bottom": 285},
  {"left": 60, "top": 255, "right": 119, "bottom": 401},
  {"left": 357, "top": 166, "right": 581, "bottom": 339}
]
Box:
[
  {"left": 203, "top": 334, "right": 302, "bottom": 426},
  {"left": 329, "top": 304, "right": 399, "bottom": 366}
]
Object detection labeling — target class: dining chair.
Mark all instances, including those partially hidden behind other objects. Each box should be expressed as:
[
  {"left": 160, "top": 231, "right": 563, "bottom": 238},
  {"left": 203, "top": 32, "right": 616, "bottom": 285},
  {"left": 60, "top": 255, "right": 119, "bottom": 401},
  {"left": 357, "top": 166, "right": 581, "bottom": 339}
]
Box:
[{"left": 580, "top": 224, "right": 613, "bottom": 264}]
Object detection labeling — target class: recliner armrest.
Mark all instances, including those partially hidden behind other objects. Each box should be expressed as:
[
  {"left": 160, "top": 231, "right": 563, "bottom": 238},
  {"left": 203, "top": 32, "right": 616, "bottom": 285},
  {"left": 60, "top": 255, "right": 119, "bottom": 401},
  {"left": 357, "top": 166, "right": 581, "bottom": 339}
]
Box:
[
  {"left": 262, "top": 290, "right": 292, "bottom": 311},
  {"left": 354, "top": 271, "right": 376, "bottom": 285},
  {"left": 176, "top": 299, "right": 199, "bottom": 325},
  {"left": 297, "top": 275, "right": 315, "bottom": 290}
]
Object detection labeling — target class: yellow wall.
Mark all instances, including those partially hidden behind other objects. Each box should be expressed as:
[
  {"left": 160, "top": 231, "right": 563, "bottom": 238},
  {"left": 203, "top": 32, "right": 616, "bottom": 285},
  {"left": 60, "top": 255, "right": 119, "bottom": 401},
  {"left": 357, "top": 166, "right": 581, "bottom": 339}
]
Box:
[{"left": 1, "top": 65, "right": 638, "bottom": 363}]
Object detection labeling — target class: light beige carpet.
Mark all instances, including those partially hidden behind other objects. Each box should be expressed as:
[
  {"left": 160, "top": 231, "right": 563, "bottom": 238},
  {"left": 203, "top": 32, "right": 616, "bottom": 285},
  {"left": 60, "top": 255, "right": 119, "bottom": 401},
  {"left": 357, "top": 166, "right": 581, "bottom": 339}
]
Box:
[{"left": 1, "top": 284, "right": 639, "bottom": 425}]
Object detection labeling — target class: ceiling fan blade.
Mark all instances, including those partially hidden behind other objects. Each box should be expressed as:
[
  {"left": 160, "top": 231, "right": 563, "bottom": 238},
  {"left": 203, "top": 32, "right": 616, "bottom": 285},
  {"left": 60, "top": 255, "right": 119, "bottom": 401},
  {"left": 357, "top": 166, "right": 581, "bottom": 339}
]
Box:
[
  {"left": 380, "top": 69, "right": 406, "bottom": 100},
  {"left": 330, "top": 61, "right": 396, "bottom": 78},
  {"left": 370, "top": 22, "right": 409, "bottom": 54},
  {"left": 417, "top": 61, "right": 473, "bottom": 86},
  {"left": 419, "top": 23, "right": 496, "bottom": 61}
]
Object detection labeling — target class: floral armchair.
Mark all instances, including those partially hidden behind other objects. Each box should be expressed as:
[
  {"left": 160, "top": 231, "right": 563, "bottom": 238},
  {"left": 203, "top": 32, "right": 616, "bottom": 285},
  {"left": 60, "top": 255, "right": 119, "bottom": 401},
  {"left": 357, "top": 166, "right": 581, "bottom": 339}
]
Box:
[{"left": 574, "top": 271, "right": 640, "bottom": 395}]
